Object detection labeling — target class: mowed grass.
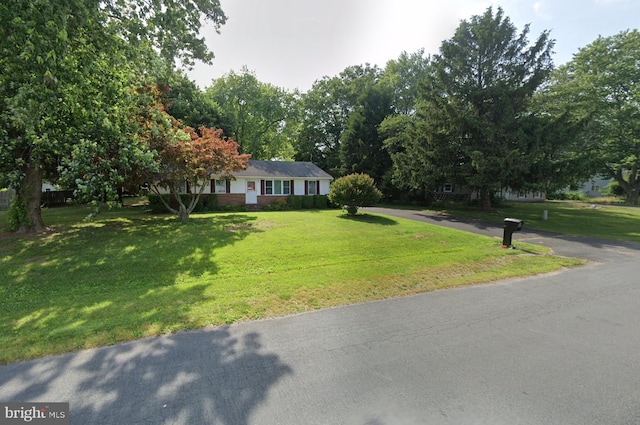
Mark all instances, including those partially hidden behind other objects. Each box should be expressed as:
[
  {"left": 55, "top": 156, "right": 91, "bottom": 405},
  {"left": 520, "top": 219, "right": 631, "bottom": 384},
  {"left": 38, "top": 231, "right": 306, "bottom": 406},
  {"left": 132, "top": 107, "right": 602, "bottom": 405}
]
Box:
[
  {"left": 0, "top": 205, "right": 580, "bottom": 364},
  {"left": 424, "top": 201, "right": 640, "bottom": 242}
]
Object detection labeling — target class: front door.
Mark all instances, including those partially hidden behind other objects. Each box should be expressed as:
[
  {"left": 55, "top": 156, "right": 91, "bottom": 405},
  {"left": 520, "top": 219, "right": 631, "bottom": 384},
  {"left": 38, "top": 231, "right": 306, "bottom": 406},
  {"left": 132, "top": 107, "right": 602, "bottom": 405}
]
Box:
[{"left": 245, "top": 180, "right": 258, "bottom": 204}]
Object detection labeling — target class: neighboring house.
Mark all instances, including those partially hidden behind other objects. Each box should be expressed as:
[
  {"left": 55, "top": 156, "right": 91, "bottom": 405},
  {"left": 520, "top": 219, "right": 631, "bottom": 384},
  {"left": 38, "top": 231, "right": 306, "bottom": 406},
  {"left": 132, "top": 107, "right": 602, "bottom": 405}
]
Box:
[
  {"left": 168, "top": 160, "right": 333, "bottom": 208},
  {"left": 433, "top": 182, "right": 473, "bottom": 201},
  {"left": 576, "top": 176, "right": 614, "bottom": 198},
  {"left": 499, "top": 188, "right": 545, "bottom": 202},
  {"left": 434, "top": 181, "right": 545, "bottom": 202}
]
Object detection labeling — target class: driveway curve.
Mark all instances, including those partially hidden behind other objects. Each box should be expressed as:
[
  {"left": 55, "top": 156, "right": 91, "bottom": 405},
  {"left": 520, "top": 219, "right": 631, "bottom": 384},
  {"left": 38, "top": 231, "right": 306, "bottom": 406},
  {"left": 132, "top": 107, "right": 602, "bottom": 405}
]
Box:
[
  {"left": 364, "top": 206, "right": 640, "bottom": 262},
  {"left": 1, "top": 208, "right": 640, "bottom": 425}
]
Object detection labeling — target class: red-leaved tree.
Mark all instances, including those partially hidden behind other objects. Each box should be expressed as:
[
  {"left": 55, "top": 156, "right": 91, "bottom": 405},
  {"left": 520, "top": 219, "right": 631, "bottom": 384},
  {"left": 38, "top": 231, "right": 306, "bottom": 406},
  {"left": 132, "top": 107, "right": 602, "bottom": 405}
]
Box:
[
  {"left": 150, "top": 126, "right": 250, "bottom": 221},
  {"left": 133, "top": 84, "right": 249, "bottom": 221}
]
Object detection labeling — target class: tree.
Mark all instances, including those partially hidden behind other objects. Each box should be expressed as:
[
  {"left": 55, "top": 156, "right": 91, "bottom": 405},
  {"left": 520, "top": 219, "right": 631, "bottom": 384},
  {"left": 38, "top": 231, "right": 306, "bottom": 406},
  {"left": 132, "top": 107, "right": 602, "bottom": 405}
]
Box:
[
  {"left": 205, "top": 67, "right": 297, "bottom": 160},
  {"left": 328, "top": 173, "right": 382, "bottom": 216},
  {"left": 405, "top": 7, "right": 554, "bottom": 210},
  {"left": 294, "top": 64, "right": 382, "bottom": 177},
  {"left": 0, "top": 0, "right": 226, "bottom": 232},
  {"left": 545, "top": 30, "right": 640, "bottom": 204},
  {"left": 161, "top": 71, "right": 229, "bottom": 132},
  {"left": 132, "top": 84, "right": 249, "bottom": 221},
  {"left": 381, "top": 49, "right": 431, "bottom": 115},
  {"left": 150, "top": 126, "right": 250, "bottom": 221},
  {"left": 340, "top": 82, "right": 394, "bottom": 187}
]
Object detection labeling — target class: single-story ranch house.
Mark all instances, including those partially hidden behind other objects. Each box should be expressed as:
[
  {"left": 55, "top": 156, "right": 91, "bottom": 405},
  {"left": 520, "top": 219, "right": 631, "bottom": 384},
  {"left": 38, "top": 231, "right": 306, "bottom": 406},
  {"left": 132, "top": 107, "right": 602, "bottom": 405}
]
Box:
[{"left": 176, "top": 160, "right": 333, "bottom": 208}]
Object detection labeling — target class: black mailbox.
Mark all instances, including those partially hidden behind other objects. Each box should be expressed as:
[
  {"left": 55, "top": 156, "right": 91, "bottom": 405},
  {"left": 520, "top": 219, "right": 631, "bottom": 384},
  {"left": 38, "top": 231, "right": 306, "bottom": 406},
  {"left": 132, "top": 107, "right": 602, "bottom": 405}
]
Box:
[{"left": 502, "top": 218, "right": 523, "bottom": 248}]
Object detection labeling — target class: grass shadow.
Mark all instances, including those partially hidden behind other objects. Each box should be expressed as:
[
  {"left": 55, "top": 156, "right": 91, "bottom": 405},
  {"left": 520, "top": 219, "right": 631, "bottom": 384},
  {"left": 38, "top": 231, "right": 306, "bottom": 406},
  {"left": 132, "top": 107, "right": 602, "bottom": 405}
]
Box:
[
  {"left": 0, "top": 209, "right": 262, "bottom": 363},
  {"left": 337, "top": 213, "right": 398, "bottom": 226}
]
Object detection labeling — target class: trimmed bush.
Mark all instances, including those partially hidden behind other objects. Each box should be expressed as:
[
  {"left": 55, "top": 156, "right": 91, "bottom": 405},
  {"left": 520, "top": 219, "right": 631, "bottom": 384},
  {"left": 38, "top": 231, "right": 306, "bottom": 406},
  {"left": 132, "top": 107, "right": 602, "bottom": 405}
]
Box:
[
  {"left": 302, "top": 195, "right": 315, "bottom": 209},
  {"left": 266, "top": 198, "right": 288, "bottom": 211},
  {"left": 148, "top": 193, "right": 218, "bottom": 213},
  {"left": 313, "top": 195, "right": 328, "bottom": 209},
  {"left": 287, "top": 195, "right": 303, "bottom": 209},
  {"left": 329, "top": 173, "right": 382, "bottom": 215}
]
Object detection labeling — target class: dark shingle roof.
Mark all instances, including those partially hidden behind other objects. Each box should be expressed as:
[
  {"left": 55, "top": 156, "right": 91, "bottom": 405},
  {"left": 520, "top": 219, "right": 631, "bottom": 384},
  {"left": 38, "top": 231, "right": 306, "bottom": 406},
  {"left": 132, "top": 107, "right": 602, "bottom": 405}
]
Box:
[{"left": 234, "top": 160, "right": 333, "bottom": 179}]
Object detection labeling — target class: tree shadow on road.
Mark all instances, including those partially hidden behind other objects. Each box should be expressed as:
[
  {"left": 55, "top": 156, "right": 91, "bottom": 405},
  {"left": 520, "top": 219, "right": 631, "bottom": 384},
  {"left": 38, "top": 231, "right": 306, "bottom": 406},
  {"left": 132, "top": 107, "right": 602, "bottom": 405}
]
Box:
[{"left": 0, "top": 326, "right": 292, "bottom": 425}]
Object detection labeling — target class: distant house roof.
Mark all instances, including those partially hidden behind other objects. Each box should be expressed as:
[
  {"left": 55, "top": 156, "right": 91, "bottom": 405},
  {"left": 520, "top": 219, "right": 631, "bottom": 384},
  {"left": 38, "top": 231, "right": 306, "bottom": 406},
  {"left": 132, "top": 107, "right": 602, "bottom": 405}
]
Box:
[{"left": 234, "top": 160, "right": 333, "bottom": 180}]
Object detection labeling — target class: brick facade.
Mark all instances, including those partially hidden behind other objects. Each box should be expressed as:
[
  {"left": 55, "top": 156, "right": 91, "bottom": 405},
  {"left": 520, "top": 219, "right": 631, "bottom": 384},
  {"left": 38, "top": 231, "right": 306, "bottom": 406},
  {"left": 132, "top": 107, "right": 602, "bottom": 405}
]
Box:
[
  {"left": 216, "top": 193, "right": 290, "bottom": 209},
  {"left": 215, "top": 194, "right": 246, "bottom": 206}
]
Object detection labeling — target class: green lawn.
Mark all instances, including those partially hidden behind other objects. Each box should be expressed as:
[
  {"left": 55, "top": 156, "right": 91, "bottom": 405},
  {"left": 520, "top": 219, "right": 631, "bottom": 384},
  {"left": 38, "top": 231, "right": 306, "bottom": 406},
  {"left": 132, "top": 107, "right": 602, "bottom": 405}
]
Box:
[
  {"left": 0, "top": 204, "right": 580, "bottom": 364},
  {"left": 420, "top": 201, "right": 640, "bottom": 242}
]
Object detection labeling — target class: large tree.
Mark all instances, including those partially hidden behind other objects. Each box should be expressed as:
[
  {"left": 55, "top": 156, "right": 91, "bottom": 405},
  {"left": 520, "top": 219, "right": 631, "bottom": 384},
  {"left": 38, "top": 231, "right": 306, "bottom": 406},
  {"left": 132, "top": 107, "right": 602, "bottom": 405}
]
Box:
[
  {"left": 124, "top": 84, "right": 249, "bottom": 221},
  {"left": 340, "top": 82, "right": 394, "bottom": 187},
  {"left": 545, "top": 30, "right": 640, "bottom": 204},
  {"left": 294, "top": 64, "right": 382, "bottom": 177},
  {"left": 205, "top": 67, "right": 297, "bottom": 160},
  {"left": 381, "top": 49, "right": 431, "bottom": 116},
  {"left": 161, "top": 71, "right": 229, "bottom": 132},
  {"left": 0, "top": 0, "right": 226, "bottom": 232},
  {"left": 402, "top": 7, "right": 554, "bottom": 210}
]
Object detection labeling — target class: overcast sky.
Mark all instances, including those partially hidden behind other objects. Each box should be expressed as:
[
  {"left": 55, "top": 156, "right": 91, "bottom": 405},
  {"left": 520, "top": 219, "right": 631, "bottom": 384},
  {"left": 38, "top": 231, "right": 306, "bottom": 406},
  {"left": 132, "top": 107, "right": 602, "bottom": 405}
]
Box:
[{"left": 186, "top": 0, "right": 639, "bottom": 92}]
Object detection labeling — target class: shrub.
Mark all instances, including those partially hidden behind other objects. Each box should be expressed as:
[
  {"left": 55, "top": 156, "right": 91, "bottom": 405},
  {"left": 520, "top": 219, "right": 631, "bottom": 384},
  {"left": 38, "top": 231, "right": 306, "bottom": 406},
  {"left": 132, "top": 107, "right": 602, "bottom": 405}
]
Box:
[
  {"left": 148, "top": 193, "right": 218, "bottom": 213},
  {"left": 329, "top": 173, "right": 382, "bottom": 215},
  {"left": 313, "top": 195, "right": 328, "bottom": 209},
  {"left": 287, "top": 195, "right": 303, "bottom": 209},
  {"left": 147, "top": 194, "right": 166, "bottom": 213},
  {"left": 302, "top": 195, "right": 315, "bottom": 209},
  {"left": 265, "top": 198, "right": 288, "bottom": 211},
  {"left": 6, "top": 197, "right": 27, "bottom": 231},
  {"left": 548, "top": 191, "right": 588, "bottom": 201},
  {"left": 606, "top": 181, "right": 625, "bottom": 197}
]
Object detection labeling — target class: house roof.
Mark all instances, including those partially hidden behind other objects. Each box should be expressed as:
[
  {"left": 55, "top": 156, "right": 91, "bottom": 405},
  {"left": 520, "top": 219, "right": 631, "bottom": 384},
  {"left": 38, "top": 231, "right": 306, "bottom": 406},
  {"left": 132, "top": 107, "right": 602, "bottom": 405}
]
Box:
[{"left": 234, "top": 160, "right": 333, "bottom": 180}]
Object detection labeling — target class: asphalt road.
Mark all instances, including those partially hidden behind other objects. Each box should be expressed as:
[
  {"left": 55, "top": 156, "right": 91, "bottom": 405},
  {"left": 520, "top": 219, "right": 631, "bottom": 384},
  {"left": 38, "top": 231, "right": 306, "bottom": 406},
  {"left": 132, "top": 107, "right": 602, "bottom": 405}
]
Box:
[{"left": 2, "top": 209, "right": 640, "bottom": 424}]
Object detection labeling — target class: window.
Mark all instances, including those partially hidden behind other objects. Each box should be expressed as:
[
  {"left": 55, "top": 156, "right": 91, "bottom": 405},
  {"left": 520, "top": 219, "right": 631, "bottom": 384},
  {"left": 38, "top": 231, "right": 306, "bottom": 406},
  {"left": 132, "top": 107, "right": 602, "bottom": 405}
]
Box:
[
  {"left": 307, "top": 180, "right": 317, "bottom": 195},
  {"left": 443, "top": 183, "right": 453, "bottom": 193},
  {"left": 264, "top": 180, "right": 291, "bottom": 195},
  {"left": 214, "top": 179, "right": 227, "bottom": 194}
]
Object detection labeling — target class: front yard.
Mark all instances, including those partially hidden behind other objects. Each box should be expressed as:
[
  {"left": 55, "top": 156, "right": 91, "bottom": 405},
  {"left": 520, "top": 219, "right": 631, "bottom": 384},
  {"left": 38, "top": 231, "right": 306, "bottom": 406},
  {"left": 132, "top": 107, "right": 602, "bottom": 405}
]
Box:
[{"left": 0, "top": 205, "right": 579, "bottom": 364}]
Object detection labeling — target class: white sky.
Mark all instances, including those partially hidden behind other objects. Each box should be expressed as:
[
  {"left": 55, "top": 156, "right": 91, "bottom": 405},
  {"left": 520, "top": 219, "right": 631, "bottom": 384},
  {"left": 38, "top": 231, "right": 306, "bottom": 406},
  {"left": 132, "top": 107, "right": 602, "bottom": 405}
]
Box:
[{"left": 187, "top": 0, "right": 639, "bottom": 91}]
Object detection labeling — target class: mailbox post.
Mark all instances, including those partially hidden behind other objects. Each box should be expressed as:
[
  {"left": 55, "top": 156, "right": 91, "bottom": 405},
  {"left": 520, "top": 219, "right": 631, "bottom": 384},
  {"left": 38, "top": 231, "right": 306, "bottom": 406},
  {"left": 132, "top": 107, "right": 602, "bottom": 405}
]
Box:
[{"left": 502, "top": 218, "right": 523, "bottom": 248}]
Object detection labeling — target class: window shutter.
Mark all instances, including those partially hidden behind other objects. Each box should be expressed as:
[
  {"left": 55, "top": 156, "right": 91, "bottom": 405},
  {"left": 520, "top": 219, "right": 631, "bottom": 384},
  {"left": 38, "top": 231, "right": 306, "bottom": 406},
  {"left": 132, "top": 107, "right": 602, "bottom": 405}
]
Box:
[
  {"left": 261, "top": 180, "right": 265, "bottom": 195},
  {"left": 291, "top": 180, "right": 295, "bottom": 195},
  {"left": 316, "top": 181, "right": 320, "bottom": 195},
  {"left": 226, "top": 180, "right": 231, "bottom": 194},
  {"left": 210, "top": 180, "right": 215, "bottom": 193},
  {"left": 304, "top": 180, "right": 308, "bottom": 195}
]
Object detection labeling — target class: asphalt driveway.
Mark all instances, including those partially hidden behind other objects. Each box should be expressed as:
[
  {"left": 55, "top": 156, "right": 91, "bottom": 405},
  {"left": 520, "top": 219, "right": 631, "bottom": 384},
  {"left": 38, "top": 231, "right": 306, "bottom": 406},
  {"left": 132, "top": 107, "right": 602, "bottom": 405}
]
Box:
[{"left": 1, "top": 208, "right": 639, "bottom": 425}]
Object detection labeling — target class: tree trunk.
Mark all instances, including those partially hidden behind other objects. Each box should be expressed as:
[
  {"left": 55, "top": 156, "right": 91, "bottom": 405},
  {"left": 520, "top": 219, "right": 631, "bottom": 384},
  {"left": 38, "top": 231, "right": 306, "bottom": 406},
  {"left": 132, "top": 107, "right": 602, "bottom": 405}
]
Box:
[
  {"left": 627, "top": 187, "right": 639, "bottom": 205},
  {"left": 178, "top": 204, "right": 189, "bottom": 221},
  {"left": 17, "top": 164, "right": 48, "bottom": 233},
  {"left": 613, "top": 168, "right": 640, "bottom": 206},
  {"left": 480, "top": 187, "right": 492, "bottom": 212}
]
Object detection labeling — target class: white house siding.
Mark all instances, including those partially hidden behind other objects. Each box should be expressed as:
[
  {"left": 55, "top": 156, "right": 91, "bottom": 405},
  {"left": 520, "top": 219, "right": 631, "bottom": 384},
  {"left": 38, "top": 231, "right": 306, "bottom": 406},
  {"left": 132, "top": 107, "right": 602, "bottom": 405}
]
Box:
[
  {"left": 320, "top": 180, "right": 330, "bottom": 195},
  {"left": 500, "top": 189, "right": 545, "bottom": 202}
]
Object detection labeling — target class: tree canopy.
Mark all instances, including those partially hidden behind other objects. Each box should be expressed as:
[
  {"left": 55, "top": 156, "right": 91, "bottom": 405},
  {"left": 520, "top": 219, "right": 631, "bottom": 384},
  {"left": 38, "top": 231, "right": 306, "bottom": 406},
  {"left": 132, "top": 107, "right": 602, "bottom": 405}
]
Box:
[
  {"left": 545, "top": 30, "right": 640, "bottom": 204},
  {"left": 205, "top": 67, "right": 297, "bottom": 160},
  {"left": 386, "top": 7, "right": 555, "bottom": 209},
  {"left": 0, "top": 0, "right": 225, "bottom": 232}
]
